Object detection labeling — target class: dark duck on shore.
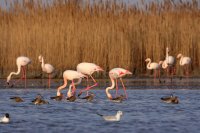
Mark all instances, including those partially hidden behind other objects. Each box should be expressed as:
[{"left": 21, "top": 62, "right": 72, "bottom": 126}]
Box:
[
  {"left": 32, "top": 94, "right": 49, "bottom": 105},
  {"left": 10, "top": 97, "right": 24, "bottom": 102},
  {"left": 161, "top": 94, "right": 179, "bottom": 104}
]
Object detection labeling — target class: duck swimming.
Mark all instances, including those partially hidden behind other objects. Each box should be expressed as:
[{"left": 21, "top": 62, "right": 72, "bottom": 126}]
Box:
[
  {"left": 50, "top": 93, "right": 63, "bottom": 101},
  {"left": 0, "top": 113, "right": 10, "bottom": 124},
  {"left": 67, "top": 95, "right": 76, "bottom": 102},
  {"left": 80, "top": 92, "right": 95, "bottom": 102},
  {"left": 32, "top": 94, "right": 49, "bottom": 105},
  {"left": 110, "top": 95, "right": 126, "bottom": 103},
  {"left": 10, "top": 96, "right": 24, "bottom": 102},
  {"left": 161, "top": 94, "right": 179, "bottom": 104}
]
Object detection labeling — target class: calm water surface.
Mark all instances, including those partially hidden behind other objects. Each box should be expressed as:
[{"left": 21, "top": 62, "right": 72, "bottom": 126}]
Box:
[{"left": 0, "top": 78, "right": 200, "bottom": 133}]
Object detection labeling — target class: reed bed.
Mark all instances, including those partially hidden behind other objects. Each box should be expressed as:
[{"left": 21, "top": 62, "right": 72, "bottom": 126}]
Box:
[{"left": 0, "top": 0, "right": 199, "bottom": 78}]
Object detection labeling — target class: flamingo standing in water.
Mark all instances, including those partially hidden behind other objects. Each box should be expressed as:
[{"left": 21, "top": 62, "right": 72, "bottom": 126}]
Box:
[
  {"left": 145, "top": 58, "right": 163, "bottom": 80},
  {"left": 70, "top": 62, "right": 103, "bottom": 97},
  {"left": 7, "top": 56, "right": 31, "bottom": 88},
  {"left": 177, "top": 53, "right": 191, "bottom": 76},
  {"left": 38, "top": 55, "right": 55, "bottom": 88},
  {"left": 162, "top": 47, "right": 176, "bottom": 76},
  {"left": 57, "top": 70, "right": 86, "bottom": 98},
  {"left": 105, "top": 68, "right": 132, "bottom": 100}
]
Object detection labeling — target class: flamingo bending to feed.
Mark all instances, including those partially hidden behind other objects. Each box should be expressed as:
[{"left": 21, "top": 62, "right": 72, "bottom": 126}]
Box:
[
  {"left": 177, "top": 53, "right": 191, "bottom": 76},
  {"left": 162, "top": 47, "right": 176, "bottom": 76},
  {"left": 7, "top": 56, "right": 31, "bottom": 88},
  {"left": 71, "top": 62, "right": 103, "bottom": 97},
  {"left": 105, "top": 68, "right": 132, "bottom": 100},
  {"left": 38, "top": 55, "right": 55, "bottom": 88},
  {"left": 145, "top": 58, "right": 163, "bottom": 80},
  {"left": 56, "top": 70, "right": 86, "bottom": 98}
]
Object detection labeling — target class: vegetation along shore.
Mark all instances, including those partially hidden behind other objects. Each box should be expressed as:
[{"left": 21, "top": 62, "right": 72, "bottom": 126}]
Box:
[{"left": 0, "top": 0, "right": 199, "bottom": 78}]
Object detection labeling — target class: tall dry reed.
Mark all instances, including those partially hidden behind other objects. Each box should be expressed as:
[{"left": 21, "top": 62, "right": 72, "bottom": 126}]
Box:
[{"left": 0, "top": 0, "right": 199, "bottom": 78}]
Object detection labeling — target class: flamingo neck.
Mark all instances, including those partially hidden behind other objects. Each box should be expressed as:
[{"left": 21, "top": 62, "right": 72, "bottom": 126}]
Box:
[
  {"left": 7, "top": 65, "right": 21, "bottom": 82},
  {"left": 146, "top": 59, "right": 152, "bottom": 69},
  {"left": 166, "top": 48, "right": 169, "bottom": 59},
  {"left": 180, "top": 56, "right": 184, "bottom": 65},
  {"left": 162, "top": 61, "right": 168, "bottom": 69},
  {"left": 67, "top": 85, "right": 72, "bottom": 97},
  {"left": 41, "top": 57, "right": 45, "bottom": 70},
  {"left": 105, "top": 77, "right": 115, "bottom": 99},
  {"left": 57, "top": 78, "right": 67, "bottom": 96},
  {"left": 69, "top": 78, "right": 82, "bottom": 93}
]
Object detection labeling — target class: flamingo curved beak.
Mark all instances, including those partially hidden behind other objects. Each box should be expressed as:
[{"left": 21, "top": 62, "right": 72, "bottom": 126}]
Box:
[
  {"left": 97, "top": 66, "right": 104, "bottom": 72},
  {"left": 126, "top": 70, "right": 132, "bottom": 75}
]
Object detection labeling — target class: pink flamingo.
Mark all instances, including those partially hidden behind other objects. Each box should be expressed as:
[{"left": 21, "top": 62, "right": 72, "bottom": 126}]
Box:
[
  {"left": 7, "top": 56, "right": 31, "bottom": 88},
  {"left": 177, "top": 53, "right": 191, "bottom": 76},
  {"left": 38, "top": 55, "right": 55, "bottom": 88},
  {"left": 145, "top": 58, "right": 163, "bottom": 80},
  {"left": 105, "top": 68, "right": 132, "bottom": 100},
  {"left": 163, "top": 47, "right": 176, "bottom": 76},
  {"left": 72, "top": 62, "right": 103, "bottom": 96},
  {"left": 57, "top": 70, "right": 86, "bottom": 98}
]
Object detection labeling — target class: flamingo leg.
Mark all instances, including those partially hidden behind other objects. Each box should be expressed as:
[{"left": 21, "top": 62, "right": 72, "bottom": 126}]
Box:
[
  {"left": 48, "top": 74, "right": 51, "bottom": 88},
  {"left": 115, "top": 79, "right": 118, "bottom": 97},
  {"left": 154, "top": 70, "right": 156, "bottom": 81},
  {"left": 78, "top": 75, "right": 98, "bottom": 96},
  {"left": 86, "top": 76, "right": 89, "bottom": 96},
  {"left": 24, "top": 66, "right": 27, "bottom": 88},
  {"left": 120, "top": 78, "right": 128, "bottom": 99},
  {"left": 12, "top": 67, "right": 23, "bottom": 86},
  {"left": 72, "top": 80, "right": 76, "bottom": 95}
]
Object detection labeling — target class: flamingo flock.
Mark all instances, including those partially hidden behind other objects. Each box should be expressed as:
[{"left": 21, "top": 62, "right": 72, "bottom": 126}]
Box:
[
  {"left": 6, "top": 47, "right": 192, "bottom": 102},
  {"left": 145, "top": 47, "right": 191, "bottom": 81}
]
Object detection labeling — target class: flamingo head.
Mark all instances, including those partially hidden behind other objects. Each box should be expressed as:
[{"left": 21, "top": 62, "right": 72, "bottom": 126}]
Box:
[
  {"left": 158, "top": 61, "right": 163, "bottom": 65},
  {"left": 145, "top": 58, "right": 151, "bottom": 62},
  {"left": 38, "top": 55, "right": 43, "bottom": 62},
  {"left": 177, "top": 54, "right": 182, "bottom": 59},
  {"left": 6, "top": 75, "right": 11, "bottom": 85},
  {"left": 94, "top": 66, "right": 104, "bottom": 72},
  {"left": 125, "top": 70, "right": 132, "bottom": 75}
]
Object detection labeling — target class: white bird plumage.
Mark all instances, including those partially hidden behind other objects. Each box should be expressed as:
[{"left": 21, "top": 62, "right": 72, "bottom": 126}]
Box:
[
  {"left": 7, "top": 56, "right": 31, "bottom": 88},
  {"left": 177, "top": 54, "right": 191, "bottom": 66},
  {"left": 38, "top": 55, "right": 55, "bottom": 88},
  {"left": 162, "top": 47, "right": 176, "bottom": 78},
  {"left": 177, "top": 53, "right": 191, "bottom": 76},
  {"left": 70, "top": 62, "right": 103, "bottom": 96},
  {"left": 98, "top": 111, "right": 123, "bottom": 122},
  {"left": 106, "top": 68, "right": 132, "bottom": 100},
  {"left": 57, "top": 70, "right": 86, "bottom": 97},
  {"left": 0, "top": 113, "right": 10, "bottom": 124},
  {"left": 145, "top": 58, "right": 163, "bottom": 80}
]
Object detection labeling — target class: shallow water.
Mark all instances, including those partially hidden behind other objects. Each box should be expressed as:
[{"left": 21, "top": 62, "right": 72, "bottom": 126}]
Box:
[{"left": 0, "top": 78, "right": 200, "bottom": 133}]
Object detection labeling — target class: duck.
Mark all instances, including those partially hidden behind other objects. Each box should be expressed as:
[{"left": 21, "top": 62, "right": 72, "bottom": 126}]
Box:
[
  {"left": 80, "top": 92, "right": 95, "bottom": 102},
  {"left": 10, "top": 96, "right": 24, "bottom": 102},
  {"left": 110, "top": 95, "right": 126, "bottom": 103},
  {"left": 0, "top": 113, "right": 10, "bottom": 123},
  {"left": 32, "top": 94, "right": 49, "bottom": 105},
  {"left": 50, "top": 93, "right": 63, "bottom": 101},
  {"left": 66, "top": 95, "right": 76, "bottom": 102},
  {"left": 161, "top": 94, "right": 179, "bottom": 104}
]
